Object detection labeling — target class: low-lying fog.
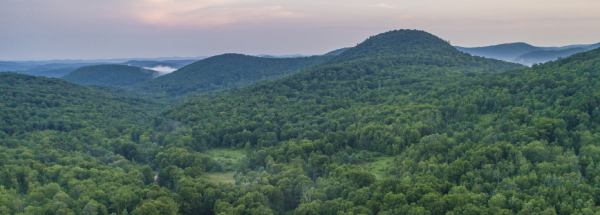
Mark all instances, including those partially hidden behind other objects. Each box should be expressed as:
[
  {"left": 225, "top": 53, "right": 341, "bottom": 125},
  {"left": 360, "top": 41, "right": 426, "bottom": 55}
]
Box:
[{"left": 145, "top": 65, "right": 177, "bottom": 77}]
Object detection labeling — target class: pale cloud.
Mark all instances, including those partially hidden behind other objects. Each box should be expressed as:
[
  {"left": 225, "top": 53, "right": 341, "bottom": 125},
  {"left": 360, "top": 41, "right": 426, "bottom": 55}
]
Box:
[
  {"left": 2, "top": 0, "right": 600, "bottom": 60},
  {"left": 128, "top": 0, "right": 310, "bottom": 27},
  {"left": 373, "top": 3, "right": 395, "bottom": 9}
]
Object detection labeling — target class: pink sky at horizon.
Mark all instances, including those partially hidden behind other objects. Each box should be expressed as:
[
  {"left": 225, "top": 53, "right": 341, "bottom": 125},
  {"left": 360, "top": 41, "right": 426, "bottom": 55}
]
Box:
[{"left": 1, "top": 0, "right": 599, "bottom": 60}]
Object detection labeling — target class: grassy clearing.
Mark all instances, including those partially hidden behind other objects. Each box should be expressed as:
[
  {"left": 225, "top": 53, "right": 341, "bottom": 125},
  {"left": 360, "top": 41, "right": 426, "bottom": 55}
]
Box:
[
  {"left": 205, "top": 148, "right": 246, "bottom": 171},
  {"left": 208, "top": 172, "right": 236, "bottom": 184},
  {"left": 206, "top": 148, "right": 245, "bottom": 163},
  {"left": 362, "top": 156, "right": 396, "bottom": 179},
  {"left": 204, "top": 148, "right": 245, "bottom": 184}
]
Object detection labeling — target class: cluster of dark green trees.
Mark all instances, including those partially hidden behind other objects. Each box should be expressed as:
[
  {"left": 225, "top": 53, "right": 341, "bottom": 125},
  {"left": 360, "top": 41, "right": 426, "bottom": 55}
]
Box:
[{"left": 2, "top": 29, "right": 600, "bottom": 214}]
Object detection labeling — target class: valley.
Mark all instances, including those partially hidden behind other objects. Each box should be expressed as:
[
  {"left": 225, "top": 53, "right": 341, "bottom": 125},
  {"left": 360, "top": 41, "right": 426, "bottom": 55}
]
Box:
[{"left": 1, "top": 29, "right": 600, "bottom": 215}]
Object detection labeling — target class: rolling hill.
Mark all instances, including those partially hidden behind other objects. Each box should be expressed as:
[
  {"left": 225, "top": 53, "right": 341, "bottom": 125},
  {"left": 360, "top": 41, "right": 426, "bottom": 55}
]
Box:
[
  {"left": 325, "top": 30, "right": 523, "bottom": 71},
  {"left": 0, "top": 72, "right": 159, "bottom": 136},
  {"left": 61, "top": 64, "right": 158, "bottom": 88},
  {"left": 150, "top": 31, "right": 600, "bottom": 214},
  {"left": 132, "top": 54, "right": 334, "bottom": 97},
  {"left": 457, "top": 42, "right": 599, "bottom": 65},
  {"left": 587, "top": 42, "right": 600, "bottom": 50},
  {"left": 156, "top": 29, "right": 524, "bottom": 151},
  {"left": 4, "top": 29, "right": 600, "bottom": 215},
  {"left": 455, "top": 42, "right": 541, "bottom": 62}
]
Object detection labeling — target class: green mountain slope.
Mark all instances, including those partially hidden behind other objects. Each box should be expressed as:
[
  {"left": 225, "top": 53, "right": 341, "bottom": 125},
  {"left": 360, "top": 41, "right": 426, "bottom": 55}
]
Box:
[
  {"left": 514, "top": 47, "right": 589, "bottom": 65},
  {"left": 4, "top": 29, "right": 600, "bottom": 215},
  {"left": 61, "top": 64, "right": 158, "bottom": 87},
  {"left": 0, "top": 72, "right": 158, "bottom": 137},
  {"left": 143, "top": 30, "right": 538, "bottom": 214},
  {"left": 132, "top": 54, "right": 333, "bottom": 97},
  {"left": 327, "top": 30, "right": 523, "bottom": 71},
  {"left": 327, "top": 30, "right": 458, "bottom": 63},
  {"left": 155, "top": 30, "right": 523, "bottom": 152},
  {"left": 154, "top": 35, "right": 600, "bottom": 214}
]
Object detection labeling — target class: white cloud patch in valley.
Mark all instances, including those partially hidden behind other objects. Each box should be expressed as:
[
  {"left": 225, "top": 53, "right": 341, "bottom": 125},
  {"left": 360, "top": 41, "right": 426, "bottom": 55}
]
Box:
[{"left": 145, "top": 65, "right": 177, "bottom": 76}]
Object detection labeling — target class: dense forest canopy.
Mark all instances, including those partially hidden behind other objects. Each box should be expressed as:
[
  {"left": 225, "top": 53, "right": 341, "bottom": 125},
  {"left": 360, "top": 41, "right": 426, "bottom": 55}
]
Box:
[
  {"left": 2, "top": 29, "right": 600, "bottom": 215},
  {"left": 61, "top": 65, "right": 159, "bottom": 88}
]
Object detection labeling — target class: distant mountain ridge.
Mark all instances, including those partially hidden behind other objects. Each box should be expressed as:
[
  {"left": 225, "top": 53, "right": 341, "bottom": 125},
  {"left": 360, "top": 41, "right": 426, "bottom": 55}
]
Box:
[
  {"left": 54, "top": 48, "right": 350, "bottom": 94},
  {"left": 456, "top": 42, "right": 599, "bottom": 65},
  {"left": 121, "top": 60, "right": 197, "bottom": 69},
  {"left": 256, "top": 54, "right": 308, "bottom": 58},
  {"left": 255, "top": 47, "right": 351, "bottom": 59},
  {"left": 0, "top": 56, "right": 207, "bottom": 78},
  {"left": 513, "top": 47, "right": 590, "bottom": 65}
]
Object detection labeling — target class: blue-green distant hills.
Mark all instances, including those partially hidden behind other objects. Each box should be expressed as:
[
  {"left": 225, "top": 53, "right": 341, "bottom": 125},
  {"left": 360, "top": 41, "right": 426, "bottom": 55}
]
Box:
[{"left": 456, "top": 42, "right": 600, "bottom": 65}]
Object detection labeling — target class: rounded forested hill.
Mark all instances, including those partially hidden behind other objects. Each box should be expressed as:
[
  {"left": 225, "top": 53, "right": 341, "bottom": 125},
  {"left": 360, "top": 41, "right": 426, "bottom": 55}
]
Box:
[
  {"left": 132, "top": 54, "right": 333, "bottom": 97},
  {"left": 61, "top": 64, "right": 158, "bottom": 88},
  {"left": 327, "top": 29, "right": 525, "bottom": 70},
  {"left": 0, "top": 72, "right": 158, "bottom": 137}
]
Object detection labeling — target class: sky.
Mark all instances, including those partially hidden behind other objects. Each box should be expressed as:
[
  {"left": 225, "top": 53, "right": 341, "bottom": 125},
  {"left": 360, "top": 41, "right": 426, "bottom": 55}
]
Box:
[{"left": 1, "top": 0, "right": 600, "bottom": 61}]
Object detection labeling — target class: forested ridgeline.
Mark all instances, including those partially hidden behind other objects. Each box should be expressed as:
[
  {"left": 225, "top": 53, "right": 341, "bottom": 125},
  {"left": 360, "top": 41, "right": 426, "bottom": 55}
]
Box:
[
  {"left": 149, "top": 34, "right": 600, "bottom": 214},
  {"left": 325, "top": 30, "right": 524, "bottom": 71},
  {"left": 61, "top": 65, "right": 159, "bottom": 88},
  {"left": 2, "top": 29, "right": 600, "bottom": 215},
  {"left": 131, "top": 54, "right": 333, "bottom": 98}
]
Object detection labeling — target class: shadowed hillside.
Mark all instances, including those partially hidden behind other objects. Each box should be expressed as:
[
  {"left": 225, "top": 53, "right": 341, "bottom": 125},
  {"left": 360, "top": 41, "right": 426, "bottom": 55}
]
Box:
[
  {"left": 132, "top": 54, "right": 333, "bottom": 98},
  {"left": 62, "top": 64, "right": 158, "bottom": 88}
]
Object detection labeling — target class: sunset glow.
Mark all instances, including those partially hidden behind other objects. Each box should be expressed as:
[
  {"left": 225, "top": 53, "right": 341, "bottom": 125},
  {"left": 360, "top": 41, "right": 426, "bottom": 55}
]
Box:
[{"left": 1, "top": 0, "right": 599, "bottom": 60}]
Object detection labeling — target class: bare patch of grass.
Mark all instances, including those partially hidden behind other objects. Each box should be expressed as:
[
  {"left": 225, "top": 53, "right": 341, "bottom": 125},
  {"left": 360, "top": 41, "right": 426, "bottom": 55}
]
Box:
[
  {"left": 205, "top": 148, "right": 246, "bottom": 171},
  {"left": 208, "top": 172, "right": 236, "bottom": 184}
]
